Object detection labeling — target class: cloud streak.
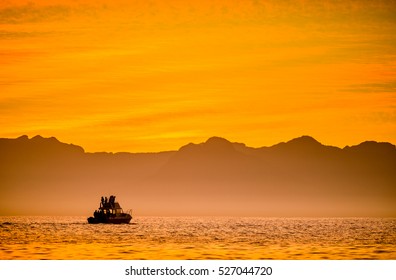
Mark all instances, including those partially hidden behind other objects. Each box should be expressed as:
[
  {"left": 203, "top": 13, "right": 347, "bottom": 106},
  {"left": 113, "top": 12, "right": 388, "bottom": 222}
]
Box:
[{"left": 0, "top": 3, "right": 72, "bottom": 24}]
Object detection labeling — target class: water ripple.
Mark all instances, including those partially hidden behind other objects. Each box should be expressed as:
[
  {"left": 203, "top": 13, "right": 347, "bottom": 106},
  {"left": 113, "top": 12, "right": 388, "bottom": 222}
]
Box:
[{"left": 0, "top": 216, "right": 395, "bottom": 259}]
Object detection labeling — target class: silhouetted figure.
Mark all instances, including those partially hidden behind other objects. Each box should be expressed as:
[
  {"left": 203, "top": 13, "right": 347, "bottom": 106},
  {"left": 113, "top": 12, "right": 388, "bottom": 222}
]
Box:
[
  {"left": 109, "top": 195, "right": 115, "bottom": 207},
  {"left": 104, "top": 197, "right": 108, "bottom": 206},
  {"left": 101, "top": 196, "right": 104, "bottom": 207}
]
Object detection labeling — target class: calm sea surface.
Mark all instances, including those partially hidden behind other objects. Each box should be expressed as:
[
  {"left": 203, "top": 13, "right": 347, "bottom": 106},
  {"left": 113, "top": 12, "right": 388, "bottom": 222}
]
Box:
[{"left": 0, "top": 216, "right": 395, "bottom": 260}]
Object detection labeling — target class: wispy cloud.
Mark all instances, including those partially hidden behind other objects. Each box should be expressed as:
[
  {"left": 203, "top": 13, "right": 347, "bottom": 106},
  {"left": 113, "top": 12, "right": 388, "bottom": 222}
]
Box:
[
  {"left": 1, "top": 0, "right": 395, "bottom": 25},
  {"left": 0, "top": 4, "right": 72, "bottom": 24},
  {"left": 343, "top": 81, "right": 396, "bottom": 93}
]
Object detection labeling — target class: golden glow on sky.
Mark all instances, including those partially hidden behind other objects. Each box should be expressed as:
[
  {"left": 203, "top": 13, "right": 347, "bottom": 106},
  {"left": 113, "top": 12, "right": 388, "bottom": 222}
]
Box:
[{"left": 1, "top": 0, "right": 396, "bottom": 152}]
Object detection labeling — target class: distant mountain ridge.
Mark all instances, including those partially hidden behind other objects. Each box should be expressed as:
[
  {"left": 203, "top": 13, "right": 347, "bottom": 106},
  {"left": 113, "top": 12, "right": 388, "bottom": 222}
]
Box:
[
  {"left": 1, "top": 134, "right": 395, "bottom": 155},
  {"left": 0, "top": 135, "right": 84, "bottom": 157},
  {"left": 0, "top": 135, "right": 395, "bottom": 216}
]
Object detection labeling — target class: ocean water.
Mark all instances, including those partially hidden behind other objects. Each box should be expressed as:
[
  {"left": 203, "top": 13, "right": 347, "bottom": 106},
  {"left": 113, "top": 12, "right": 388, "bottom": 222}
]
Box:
[{"left": 0, "top": 216, "right": 395, "bottom": 260}]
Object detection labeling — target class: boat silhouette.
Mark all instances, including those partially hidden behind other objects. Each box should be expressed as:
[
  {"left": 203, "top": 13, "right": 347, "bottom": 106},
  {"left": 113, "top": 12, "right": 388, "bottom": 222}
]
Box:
[{"left": 87, "top": 195, "right": 132, "bottom": 224}]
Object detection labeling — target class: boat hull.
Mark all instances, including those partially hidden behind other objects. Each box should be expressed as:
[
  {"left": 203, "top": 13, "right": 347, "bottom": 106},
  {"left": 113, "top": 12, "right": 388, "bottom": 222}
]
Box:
[{"left": 87, "top": 214, "right": 132, "bottom": 224}]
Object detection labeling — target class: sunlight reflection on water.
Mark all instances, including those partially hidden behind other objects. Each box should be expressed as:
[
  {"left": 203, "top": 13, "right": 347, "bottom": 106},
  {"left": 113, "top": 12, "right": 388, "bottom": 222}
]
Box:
[{"left": 0, "top": 216, "right": 395, "bottom": 259}]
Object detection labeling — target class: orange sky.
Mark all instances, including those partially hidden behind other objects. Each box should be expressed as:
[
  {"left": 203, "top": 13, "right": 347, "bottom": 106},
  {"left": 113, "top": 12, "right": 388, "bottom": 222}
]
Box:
[{"left": 1, "top": 0, "right": 395, "bottom": 152}]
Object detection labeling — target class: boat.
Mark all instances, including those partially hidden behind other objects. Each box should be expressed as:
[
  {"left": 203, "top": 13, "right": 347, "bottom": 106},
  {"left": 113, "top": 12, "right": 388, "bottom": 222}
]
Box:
[{"left": 87, "top": 195, "right": 132, "bottom": 224}]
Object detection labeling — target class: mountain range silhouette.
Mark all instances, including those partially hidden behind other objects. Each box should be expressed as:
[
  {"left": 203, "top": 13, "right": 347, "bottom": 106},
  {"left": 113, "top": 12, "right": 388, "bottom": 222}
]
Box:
[{"left": 1, "top": 135, "right": 395, "bottom": 216}]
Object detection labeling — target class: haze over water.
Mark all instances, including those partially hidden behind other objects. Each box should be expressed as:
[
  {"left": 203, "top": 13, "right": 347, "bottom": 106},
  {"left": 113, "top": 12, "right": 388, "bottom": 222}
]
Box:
[{"left": 1, "top": 216, "right": 395, "bottom": 260}]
